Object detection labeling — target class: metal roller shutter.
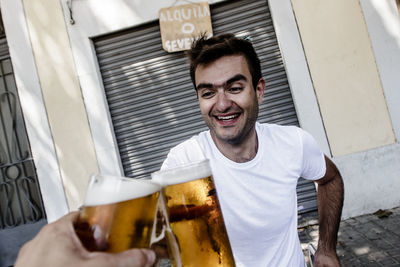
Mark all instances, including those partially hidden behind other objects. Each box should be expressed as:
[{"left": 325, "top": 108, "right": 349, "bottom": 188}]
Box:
[{"left": 93, "top": 0, "right": 318, "bottom": 216}]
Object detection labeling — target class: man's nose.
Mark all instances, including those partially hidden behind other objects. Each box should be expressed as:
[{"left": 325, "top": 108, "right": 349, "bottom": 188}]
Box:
[{"left": 215, "top": 91, "right": 232, "bottom": 112}]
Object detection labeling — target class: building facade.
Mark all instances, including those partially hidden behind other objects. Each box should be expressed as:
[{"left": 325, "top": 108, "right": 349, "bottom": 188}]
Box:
[{"left": 0, "top": 0, "right": 399, "bottom": 265}]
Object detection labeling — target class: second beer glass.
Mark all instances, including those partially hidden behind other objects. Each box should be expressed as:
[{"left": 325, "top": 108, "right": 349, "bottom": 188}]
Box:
[{"left": 151, "top": 159, "right": 236, "bottom": 267}]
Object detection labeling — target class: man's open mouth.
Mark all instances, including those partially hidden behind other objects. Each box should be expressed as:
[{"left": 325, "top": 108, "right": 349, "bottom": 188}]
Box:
[{"left": 216, "top": 114, "right": 240, "bottom": 121}]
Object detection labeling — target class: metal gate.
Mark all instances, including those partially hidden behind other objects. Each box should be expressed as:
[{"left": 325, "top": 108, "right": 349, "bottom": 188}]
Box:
[
  {"left": 93, "top": 0, "right": 318, "bottom": 218},
  {"left": 0, "top": 18, "right": 47, "bottom": 267}
]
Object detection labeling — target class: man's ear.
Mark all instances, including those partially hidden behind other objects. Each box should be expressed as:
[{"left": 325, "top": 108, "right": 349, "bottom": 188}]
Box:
[{"left": 256, "top": 78, "right": 266, "bottom": 105}]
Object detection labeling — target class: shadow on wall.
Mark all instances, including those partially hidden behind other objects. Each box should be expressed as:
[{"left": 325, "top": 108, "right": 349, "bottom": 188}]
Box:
[
  {"left": 365, "top": 0, "right": 400, "bottom": 48},
  {"left": 360, "top": 0, "right": 400, "bottom": 141}
]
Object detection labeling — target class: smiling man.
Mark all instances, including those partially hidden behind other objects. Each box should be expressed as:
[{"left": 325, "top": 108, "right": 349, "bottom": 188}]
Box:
[
  {"left": 195, "top": 56, "right": 263, "bottom": 162},
  {"left": 161, "top": 33, "right": 344, "bottom": 267}
]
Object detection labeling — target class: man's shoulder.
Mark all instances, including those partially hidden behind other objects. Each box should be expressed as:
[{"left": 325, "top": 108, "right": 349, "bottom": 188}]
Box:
[
  {"left": 169, "top": 130, "right": 209, "bottom": 152},
  {"left": 162, "top": 130, "right": 209, "bottom": 169},
  {"left": 256, "top": 122, "right": 309, "bottom": 151},
  {"left": 257, "top": 122, "right": 301, "bottom": 135}
]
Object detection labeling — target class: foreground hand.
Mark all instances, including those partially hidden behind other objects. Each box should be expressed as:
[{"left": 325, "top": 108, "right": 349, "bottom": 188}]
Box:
[
  {"left": 314, "top": 249, "right": 341, "bottom": 267},
  {"left": 15, "top": 211, "right": 156, "bottom": 267}
]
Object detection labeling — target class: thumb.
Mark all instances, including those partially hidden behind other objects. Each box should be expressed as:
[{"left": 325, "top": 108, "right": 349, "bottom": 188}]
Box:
[{"left": 114, "top": 249, "right": 156, "bottom": 267}]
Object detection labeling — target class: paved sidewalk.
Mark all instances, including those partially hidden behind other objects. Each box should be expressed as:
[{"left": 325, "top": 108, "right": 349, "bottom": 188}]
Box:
[{"left": 299, "top": 206, "right": 400, "bottom": 266}]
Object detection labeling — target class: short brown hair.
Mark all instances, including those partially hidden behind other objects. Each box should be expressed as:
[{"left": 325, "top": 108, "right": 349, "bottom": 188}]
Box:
[{"left": 186, "top": 33, "right": 262, "bottom": 90}]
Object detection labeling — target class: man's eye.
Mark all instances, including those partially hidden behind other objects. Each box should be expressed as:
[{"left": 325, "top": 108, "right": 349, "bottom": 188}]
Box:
[
  {"left": 229, "top": 87, "right": 242, "bottom": 93},
  {"left": 201, "top": 91, "right": 215, "bottom": 98}
]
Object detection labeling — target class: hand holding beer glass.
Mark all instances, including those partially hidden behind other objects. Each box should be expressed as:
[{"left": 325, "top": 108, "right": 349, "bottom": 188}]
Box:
[
  {"left": 74, "top": 160, "right": 236, "bottom": 267},
  {"left": 151, "top": 159, "right": 236, "bottom": 267},
  {"left": 74, "top": 174, "right": 161, "bottom": 253}
]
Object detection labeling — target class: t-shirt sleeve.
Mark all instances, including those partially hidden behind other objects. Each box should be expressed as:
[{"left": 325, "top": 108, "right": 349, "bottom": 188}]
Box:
[
  {"left": 160, "top": 137, "right": 207, "bottom": 170},
  {"left": 161, "top": 150, "right": 181, "bottom": 170},
  {"left": 299, "top": 129, "right": 326, "bottom": 180}
]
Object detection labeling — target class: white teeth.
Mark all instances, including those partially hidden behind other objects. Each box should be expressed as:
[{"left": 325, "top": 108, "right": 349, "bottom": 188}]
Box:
[{"left": 217, "top": 114, "right": 238, "bottom": 120}]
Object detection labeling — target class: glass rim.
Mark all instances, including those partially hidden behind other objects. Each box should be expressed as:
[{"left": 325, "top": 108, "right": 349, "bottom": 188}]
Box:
[
  {"left": 83, "top": 173, "right": 161, "bottom": 206},
  {"left": 151, "top": 159, "right": 212, "bottom": 186}
]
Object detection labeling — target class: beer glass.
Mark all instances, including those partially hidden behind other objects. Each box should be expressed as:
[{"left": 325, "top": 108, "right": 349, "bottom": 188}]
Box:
[
  {"left": 151, "top": 160, "right": 236, "bottom": 267},
  {"left": 74, "top": 174, "right": 161, "bottom": 253}
]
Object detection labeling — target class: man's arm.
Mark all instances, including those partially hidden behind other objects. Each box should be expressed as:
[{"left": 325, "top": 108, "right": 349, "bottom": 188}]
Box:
[{"left": 314, "top": 156, "right": 344, "bottom": 267}]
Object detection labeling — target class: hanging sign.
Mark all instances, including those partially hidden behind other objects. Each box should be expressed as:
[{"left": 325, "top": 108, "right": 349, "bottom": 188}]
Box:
[{"left": 159, "top": 2, "right": 213, "bottom": 53}]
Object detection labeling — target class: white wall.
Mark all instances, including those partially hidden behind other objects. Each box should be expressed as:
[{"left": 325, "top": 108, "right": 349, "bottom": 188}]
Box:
[
  {"left": 335, "top": 144, "right": 400, "bottom": 219},
  {"left": 360, "top": 0, "right": 400, "bottom": 141},
  {"left": 269, "top": 0, "right": 330, "bottom": 156},
  {"left": 290, "top": 0, "right": 400, "bottom": 218},
  {"left": 22, "top": 0, "right": 100, "bottom": 212},
  {"left": 339, "top": 0, "right": 400, "bottom": 218},
  {"left": 291, "top": 0, "right": 395, "bottom": 157}
]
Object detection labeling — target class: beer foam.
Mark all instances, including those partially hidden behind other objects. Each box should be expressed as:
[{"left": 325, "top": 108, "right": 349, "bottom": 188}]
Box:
[
  {"left": 84, "top": 174, "right": 161, "bottom": 206},
  {"left": 151, "top": 159, "right": 212, "bottom": 186}
]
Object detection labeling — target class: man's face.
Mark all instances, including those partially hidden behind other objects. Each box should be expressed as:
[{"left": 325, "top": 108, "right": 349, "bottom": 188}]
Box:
[{"left": 195, "top": 55, "right": 265, "bottom": 145}]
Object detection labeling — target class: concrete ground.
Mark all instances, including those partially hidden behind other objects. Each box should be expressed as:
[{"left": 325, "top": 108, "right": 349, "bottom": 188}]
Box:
[{"left": 299, "top": 206, "right": 400, "bottom": 266}]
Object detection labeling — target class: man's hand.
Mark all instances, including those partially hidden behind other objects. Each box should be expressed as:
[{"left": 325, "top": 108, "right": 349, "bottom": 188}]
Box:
[
  {"left": 15, "top": 211, "right": 156, "bottom": 267},
  {"left": 314, "top": 249, "right": 341, "bottom": 267}
]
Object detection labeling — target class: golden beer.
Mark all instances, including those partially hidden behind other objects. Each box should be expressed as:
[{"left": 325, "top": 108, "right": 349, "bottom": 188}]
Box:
[
  {"left": 152, "top": 160, "right": 236, "bottom": 267},
  {"left": 74, "top": 174, "right": 160, "bottom": 253}
]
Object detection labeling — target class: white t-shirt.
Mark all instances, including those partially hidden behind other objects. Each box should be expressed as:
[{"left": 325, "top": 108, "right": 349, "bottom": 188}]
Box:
[{"left": 161, "top": 122, "right": 326, "bottom": 267}]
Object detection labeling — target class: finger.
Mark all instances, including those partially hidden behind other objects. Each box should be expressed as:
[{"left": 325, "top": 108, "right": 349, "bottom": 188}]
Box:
[
  {"left": 46, "top": 211, "right": 80, "bottom": 232},
  {"left": 87, "top": 249, "right": 156, "bottom": 267},
  {"left": 119, "top": 249, "right": 156, "bottom": 267},
  {"left": 62, "top": 211, "right": 80, "bottom": 224},
  {"left": 32, "top": 211, "right": 79, "bottom": 240},
  {"left": 65, "top": 211, "right": 91, "bottom": 252}
]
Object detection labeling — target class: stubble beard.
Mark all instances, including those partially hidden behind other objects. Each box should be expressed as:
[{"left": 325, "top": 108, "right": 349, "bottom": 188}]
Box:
[{"left": 206, "top": 104, "right": 259, "bottom": 146}]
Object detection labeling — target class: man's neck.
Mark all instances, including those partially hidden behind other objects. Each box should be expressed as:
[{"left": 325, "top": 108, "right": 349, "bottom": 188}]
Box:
[{"left": 211, "top": 129, "right": 258, "bottom": 163}]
